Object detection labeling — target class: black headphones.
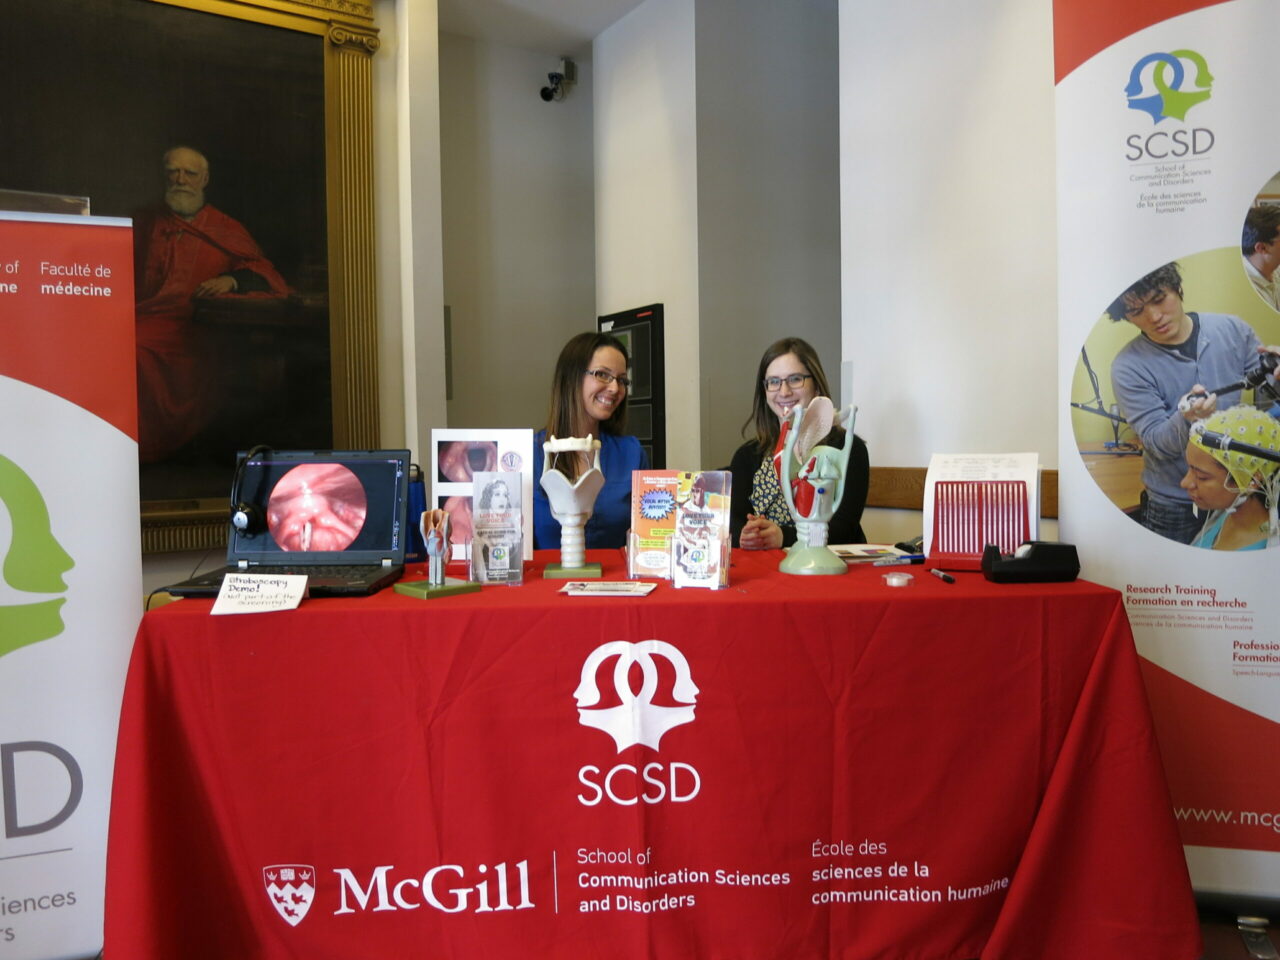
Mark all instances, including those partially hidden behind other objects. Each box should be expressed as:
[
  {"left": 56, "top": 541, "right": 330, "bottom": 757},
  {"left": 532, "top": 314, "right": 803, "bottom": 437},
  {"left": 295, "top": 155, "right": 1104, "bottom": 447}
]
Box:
[{"left": 229, "top": 445, "right": 272, "bottom": 536}]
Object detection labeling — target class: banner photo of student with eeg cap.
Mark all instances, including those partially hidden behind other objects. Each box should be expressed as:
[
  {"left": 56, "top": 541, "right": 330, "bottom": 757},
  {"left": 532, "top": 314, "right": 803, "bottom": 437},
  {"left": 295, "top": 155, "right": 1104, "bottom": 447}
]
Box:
[{"left": 1056, "top": 0, "right": 1280, "bottom": 908}]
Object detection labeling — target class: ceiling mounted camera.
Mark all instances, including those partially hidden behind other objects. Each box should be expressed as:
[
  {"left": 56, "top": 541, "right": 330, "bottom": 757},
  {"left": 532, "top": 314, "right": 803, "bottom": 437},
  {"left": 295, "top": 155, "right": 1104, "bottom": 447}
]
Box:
[
  {"left": 540, "top": 73, "right": 563, "bottom": 102},
  {"left": 539, "top": 58, "right": 576, "bottom": 103}
]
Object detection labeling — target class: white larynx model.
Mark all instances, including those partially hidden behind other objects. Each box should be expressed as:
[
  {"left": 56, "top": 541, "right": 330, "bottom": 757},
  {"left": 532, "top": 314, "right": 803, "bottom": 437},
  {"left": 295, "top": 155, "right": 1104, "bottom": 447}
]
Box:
[{"left": 540, "top": 434, "right": 605, "bottom": 577}]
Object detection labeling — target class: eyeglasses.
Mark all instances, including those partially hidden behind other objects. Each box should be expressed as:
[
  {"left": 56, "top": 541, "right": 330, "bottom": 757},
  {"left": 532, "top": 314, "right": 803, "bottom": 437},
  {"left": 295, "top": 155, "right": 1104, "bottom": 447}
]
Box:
[
  {"left": 586, "top": 369, "right": 631, "bottom": 389},
  {"left": 763, "top": 373, "right": 813, "bottom": 392}
]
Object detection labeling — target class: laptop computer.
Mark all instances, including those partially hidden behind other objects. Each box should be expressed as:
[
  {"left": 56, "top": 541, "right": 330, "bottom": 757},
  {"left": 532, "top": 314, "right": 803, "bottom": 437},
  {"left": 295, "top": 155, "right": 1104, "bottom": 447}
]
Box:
[{"left": 165, "top": 449, "right": 412, "bottom": 598}]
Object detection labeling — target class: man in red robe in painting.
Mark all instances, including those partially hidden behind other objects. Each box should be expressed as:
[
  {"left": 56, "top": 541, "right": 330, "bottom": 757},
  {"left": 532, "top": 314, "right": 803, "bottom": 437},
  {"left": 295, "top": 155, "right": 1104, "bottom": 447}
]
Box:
[{"left": 134, "top": 145, "right": 290, "bottom": 462}]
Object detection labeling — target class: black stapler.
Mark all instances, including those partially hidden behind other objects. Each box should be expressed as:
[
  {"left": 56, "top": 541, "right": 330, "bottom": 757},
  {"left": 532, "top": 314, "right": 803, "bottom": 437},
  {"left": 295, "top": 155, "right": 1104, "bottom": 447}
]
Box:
[{"left": 981, "top": 541, "right": 1080, "bottom": 583}]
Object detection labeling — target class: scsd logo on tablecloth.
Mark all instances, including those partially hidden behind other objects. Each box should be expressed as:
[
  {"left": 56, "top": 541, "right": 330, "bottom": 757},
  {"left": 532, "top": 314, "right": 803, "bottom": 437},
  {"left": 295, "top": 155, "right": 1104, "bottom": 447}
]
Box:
[
  {"left": 263, "top": 864, "right": 315, "bottom": 926},
  {"left": 574, "top": 640, "right": 701, "bottom": 806}
]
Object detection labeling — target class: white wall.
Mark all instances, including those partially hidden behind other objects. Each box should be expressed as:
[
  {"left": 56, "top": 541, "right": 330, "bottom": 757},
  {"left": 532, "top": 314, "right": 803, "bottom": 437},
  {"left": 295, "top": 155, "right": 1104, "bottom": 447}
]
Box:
[
  {"left": 594, "top": 0, "right": 702, "bottom": 468},
  {"left": 440, "top": 34, "right": 597, "bottom": 430},
  {"left": 839, "top": 0, "right": 1059, "bottom": 469}
]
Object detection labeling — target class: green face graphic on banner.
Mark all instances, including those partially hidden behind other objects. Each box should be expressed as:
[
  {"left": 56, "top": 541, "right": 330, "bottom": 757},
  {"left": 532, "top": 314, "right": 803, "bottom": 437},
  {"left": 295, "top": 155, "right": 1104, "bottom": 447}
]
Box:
[
  {"left": 1125, "top": 49, "right": 1213, "bottom": 123},
  {"left": 0, "top": 455, "right": 74, "bottom": 657}
]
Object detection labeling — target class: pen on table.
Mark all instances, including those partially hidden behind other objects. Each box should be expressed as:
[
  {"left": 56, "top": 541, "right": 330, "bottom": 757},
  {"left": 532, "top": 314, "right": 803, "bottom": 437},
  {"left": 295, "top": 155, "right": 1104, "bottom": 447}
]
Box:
[
  {"left": 872, "top": 554, "right": 925, "bottom": 566},
  {"left": 929, "top": 568, "right": 955, "bottom": 583}
]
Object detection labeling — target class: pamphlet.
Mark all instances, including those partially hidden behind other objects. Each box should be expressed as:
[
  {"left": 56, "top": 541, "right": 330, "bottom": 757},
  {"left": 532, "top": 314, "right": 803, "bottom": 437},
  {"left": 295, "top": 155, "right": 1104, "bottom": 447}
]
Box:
[
  {"left": 559, "top": 581, "right": 657, "bottom": 597},
  {"left": 628, "top": 470, "right": 680, "bottom": 578},
  {"left": 469, "top": 471, "right": 524, "bottom": 584},
  {"left": 670, "top": 471, "right": 731, "bottom": 589},
  {"left": 628, "top": 470, "right": 731, "bottom": 587},
  {"left": 831, "top": 544, "right": 905, "bottom": 564}
]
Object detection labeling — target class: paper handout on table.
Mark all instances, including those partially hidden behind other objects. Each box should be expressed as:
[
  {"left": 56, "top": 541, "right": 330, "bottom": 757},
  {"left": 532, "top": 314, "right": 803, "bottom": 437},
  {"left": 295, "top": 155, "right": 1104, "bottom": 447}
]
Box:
[
  {"left": 830, "top": 544, "right": 906, "bottom": 563},
  {"left": 559, "top": 581, "right": 657, "bottom": 597}
]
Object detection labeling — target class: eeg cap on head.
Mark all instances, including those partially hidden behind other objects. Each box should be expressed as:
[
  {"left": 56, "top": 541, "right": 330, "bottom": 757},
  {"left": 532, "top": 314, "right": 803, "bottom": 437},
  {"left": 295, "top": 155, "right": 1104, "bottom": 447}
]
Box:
[{"left": 1189, "top": 407, "right": 1280, "bottom": 492}]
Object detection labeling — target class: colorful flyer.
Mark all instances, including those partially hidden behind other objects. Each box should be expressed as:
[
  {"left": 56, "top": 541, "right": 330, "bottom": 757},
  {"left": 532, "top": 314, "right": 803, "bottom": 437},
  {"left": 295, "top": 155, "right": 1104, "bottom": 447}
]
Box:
[
  {"left": 628, "top": 470, "right": 679, "bottom": 578},
  {"left": 670, "top": 471, "right": 731, "bottom": 589}
]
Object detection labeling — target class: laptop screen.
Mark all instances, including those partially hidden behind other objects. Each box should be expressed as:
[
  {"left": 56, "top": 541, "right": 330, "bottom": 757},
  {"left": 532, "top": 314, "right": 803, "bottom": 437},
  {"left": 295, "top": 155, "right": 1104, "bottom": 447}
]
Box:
[{"left": 227, "top": 450, "right": 410, "bottom": 566}]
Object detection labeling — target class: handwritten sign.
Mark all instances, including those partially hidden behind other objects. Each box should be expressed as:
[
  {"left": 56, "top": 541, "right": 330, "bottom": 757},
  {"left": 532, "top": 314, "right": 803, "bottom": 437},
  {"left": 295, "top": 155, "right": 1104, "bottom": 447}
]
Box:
[{"left": 211, "top": 573, "right": 308, "bottom": 614}]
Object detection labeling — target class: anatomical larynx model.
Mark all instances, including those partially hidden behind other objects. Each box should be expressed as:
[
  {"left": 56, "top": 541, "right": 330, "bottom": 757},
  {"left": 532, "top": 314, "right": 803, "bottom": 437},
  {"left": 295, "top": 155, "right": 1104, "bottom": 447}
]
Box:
[
  {"left": 773, "top": 398, "right": 858, "bottom": 575},
  {"left": 422, "top": 508, "right": 451, "bottom": 586},
  {"left": 539, "top": 435, "right": 605, "bottom": 577},
  {"left": 402, "top": 507, "right": 480, "bottom": 599}
]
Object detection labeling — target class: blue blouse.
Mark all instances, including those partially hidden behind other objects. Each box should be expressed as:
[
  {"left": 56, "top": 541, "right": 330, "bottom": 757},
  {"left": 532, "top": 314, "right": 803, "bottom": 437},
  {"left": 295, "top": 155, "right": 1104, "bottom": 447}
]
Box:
[
  {"left": 1190, "top": 511, "right": 1268, "bottom": 551},
  {"left": 533, "top": 430, "right": 647, "bottom": 550}
]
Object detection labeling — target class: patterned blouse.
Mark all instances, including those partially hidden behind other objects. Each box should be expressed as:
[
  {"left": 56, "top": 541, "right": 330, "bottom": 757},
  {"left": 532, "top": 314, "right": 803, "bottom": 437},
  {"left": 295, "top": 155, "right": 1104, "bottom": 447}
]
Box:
[{"left": 751, "top": 456, "right": 793, "bottom": 527}]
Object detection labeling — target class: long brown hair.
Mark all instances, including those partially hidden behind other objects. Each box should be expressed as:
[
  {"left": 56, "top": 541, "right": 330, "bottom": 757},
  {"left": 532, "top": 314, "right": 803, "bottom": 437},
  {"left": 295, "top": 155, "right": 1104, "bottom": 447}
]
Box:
[
  {"left": 542, "top": 332, "right": 631, "bottom": 479},
  {"left": 741, "top": 337, "right": 834, "bottom": 455}
]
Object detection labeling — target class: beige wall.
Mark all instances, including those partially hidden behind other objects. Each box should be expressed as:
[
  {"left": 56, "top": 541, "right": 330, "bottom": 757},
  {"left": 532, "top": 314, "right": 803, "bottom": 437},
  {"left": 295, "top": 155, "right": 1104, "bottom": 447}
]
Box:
[
  {"left": 693, "top": 0, "right": 841, "bottom": 472},
  {"left": 594, "top": 0, "right": 842, "bottom": 471},
  {"left": 593, "top": 0, "right": 702, "bottom": 467}
]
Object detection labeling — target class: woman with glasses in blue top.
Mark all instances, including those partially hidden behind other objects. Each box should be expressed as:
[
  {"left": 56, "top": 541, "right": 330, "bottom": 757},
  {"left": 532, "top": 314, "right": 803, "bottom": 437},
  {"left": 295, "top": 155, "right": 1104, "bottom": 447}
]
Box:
[
  {"left": 730, "top": 337, "right": 869, "bottom": 549},
  {"left": 533, "top": 332, "right": 648, "bottom": 549}
]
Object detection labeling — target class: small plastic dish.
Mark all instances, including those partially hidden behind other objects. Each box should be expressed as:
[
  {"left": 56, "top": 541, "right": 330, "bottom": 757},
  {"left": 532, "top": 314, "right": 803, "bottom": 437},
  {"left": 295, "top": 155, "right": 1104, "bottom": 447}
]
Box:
[{"left": 882, "top": 572, "right": 913, "bottom": 588}]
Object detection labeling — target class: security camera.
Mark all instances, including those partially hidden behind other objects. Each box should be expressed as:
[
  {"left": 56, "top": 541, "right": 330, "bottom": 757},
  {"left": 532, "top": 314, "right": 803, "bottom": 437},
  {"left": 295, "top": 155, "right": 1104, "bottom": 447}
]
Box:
[
  {"left": 539, "top": 59, "right": 576, "bottom": 102},
  {"left": 540, "top": 73, "right": 564, "bottom": 102}
]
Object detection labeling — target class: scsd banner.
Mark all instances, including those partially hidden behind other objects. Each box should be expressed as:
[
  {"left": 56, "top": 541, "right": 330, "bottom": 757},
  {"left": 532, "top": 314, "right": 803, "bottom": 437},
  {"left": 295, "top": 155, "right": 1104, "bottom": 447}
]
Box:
[
  {"left": 1056, "top": 0, "right": 1280, "bottom": 901},
  {"left": 0, "top": 212, "right": 139, "bottom": 958}
]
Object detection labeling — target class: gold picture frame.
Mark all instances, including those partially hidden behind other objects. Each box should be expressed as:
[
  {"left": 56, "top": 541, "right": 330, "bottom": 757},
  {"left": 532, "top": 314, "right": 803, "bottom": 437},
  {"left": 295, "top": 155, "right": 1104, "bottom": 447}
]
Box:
[
  {"left": 1, "top": 0, "right": 381, "bottom": 552},
  {"left": 134, "top": 0, "right": 380, "bottom": 553}
]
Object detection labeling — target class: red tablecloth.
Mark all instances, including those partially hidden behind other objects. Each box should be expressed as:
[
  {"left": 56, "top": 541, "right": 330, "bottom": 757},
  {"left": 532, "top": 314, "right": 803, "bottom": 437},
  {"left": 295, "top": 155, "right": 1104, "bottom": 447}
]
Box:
[{"left": 105, "top": 550, "right": 1200, "bottom": 959}]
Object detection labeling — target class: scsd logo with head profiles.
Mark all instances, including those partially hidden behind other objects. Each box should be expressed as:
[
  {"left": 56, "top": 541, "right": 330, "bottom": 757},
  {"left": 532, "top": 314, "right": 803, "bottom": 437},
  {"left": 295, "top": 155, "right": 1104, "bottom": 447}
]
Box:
[
  {"left": 574, "top": 640, "right": 699, "bottom": 751},
  {"left": 574, "top": 640, "right": 702, "bottom": 806},
  {"left": 1125, "top": 50, "right": 1213, "bottom": 123}
]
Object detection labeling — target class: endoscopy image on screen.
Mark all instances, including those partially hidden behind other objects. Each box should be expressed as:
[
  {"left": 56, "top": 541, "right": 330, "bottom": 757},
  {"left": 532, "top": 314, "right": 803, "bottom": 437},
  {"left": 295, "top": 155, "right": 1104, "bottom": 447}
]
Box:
[{"left": 267, "top": 463, "right": 368, "bottom": 552}]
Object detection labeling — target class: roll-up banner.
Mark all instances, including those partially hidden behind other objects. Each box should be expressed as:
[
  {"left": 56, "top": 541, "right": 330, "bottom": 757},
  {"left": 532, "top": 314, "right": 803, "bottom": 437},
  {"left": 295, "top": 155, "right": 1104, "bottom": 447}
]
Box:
[
  {"left": 0, "top": 212, "right": 140, "bottom": 958},
  {"left": 1057, "top": 0, "right": 1280, "bottom": 902}
]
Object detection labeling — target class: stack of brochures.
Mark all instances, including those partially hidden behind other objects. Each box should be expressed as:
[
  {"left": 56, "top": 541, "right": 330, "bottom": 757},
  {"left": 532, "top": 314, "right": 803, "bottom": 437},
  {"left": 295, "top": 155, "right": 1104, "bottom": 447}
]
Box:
[{"left": 627, "top": 470, "right": 731, "bottom": 589}]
